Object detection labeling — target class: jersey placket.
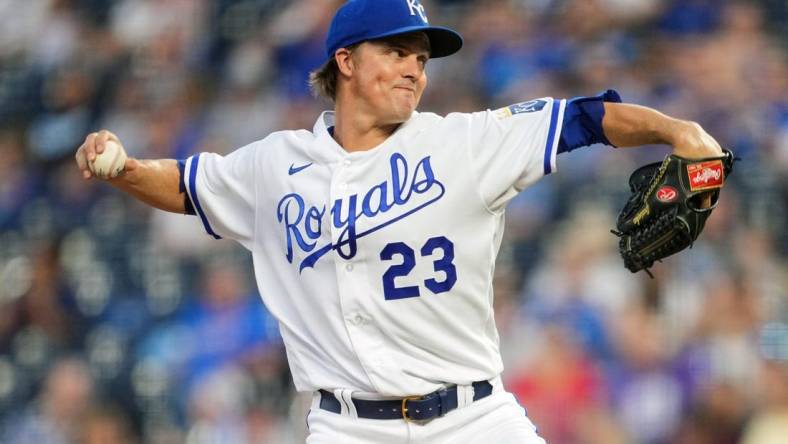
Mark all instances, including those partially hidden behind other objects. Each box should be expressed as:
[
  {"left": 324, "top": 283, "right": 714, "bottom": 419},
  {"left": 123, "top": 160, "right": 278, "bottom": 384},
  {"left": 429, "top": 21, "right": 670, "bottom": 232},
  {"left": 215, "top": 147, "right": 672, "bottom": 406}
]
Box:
[{"left": 330, "top": 157, "right": 389, "bottom": 391}]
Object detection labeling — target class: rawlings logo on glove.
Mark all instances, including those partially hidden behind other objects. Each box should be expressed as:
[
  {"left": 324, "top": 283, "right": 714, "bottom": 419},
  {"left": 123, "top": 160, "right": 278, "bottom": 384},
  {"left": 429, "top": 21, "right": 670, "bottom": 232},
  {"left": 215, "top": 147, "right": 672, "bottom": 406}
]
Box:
[
  {"left": 612, "top": 149, "right": 735, "bottom": 276},
  {"left": 688, "top": 161, "right": 724, "bottom": 190}
]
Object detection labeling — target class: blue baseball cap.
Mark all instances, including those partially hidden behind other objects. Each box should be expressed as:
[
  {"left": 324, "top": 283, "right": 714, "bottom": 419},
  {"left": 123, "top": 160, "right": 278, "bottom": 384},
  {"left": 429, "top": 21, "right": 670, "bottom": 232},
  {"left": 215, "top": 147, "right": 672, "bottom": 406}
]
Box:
[{"left": 326, "top": 0, "right": 463, "bottom": 60}]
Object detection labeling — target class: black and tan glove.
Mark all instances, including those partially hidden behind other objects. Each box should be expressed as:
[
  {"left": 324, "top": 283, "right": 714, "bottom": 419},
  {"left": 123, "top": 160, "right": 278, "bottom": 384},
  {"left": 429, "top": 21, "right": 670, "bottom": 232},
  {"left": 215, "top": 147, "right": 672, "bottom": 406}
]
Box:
[{"left": 612, "top": 149, "right": 735, "bottom": 276}]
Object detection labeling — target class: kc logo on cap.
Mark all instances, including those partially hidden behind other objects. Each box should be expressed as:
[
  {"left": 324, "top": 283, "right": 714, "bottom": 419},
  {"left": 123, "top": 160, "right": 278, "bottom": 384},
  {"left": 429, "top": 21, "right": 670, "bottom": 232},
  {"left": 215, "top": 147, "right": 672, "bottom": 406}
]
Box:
[
  {"left": 406, "top": 0, "right": 428, "bottom": 23},
  {"left": 325, "top": 0, "right": 463, "bottom": 60}
]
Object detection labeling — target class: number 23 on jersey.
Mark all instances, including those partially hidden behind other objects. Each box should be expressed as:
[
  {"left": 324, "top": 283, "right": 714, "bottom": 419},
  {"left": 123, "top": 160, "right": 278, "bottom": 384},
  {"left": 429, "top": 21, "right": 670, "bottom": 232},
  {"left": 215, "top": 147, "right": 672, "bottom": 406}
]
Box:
[{"left": 379, "top": 236, "right": 457, "bottom": 300}]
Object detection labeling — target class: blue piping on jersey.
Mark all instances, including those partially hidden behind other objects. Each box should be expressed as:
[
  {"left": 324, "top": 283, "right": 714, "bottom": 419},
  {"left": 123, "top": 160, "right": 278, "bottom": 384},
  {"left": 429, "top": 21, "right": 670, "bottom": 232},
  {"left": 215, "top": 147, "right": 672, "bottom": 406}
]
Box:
[
  {"left": 189, "top": 155, "right": 222, "bottom": 239},
  {"left": 543, "top": 99, "right": 560, "bottom": 175},
  {"left": 177, "top": 159, "right": 197, "bottom": 215}
]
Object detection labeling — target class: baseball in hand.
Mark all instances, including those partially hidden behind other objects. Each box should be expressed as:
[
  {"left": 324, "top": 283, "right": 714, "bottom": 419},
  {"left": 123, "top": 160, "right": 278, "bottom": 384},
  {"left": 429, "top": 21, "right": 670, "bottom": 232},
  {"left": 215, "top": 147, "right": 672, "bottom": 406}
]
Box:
[{"left": 89, "top": 140, "right": 127, "bottom": 179}]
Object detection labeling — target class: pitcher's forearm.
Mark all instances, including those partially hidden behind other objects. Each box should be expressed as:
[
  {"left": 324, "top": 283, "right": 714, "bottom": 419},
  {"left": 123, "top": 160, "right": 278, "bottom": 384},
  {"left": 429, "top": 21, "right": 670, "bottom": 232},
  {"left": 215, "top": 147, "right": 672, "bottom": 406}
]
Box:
[
  {"left": 602, "top": 103, "right": 722, "bottom": 159},
  {"left": 109, "top": 159, "right": 187, "bottom": 214},
  {"left": 602, "top": 103, "right": 683, "bottom": 147}
]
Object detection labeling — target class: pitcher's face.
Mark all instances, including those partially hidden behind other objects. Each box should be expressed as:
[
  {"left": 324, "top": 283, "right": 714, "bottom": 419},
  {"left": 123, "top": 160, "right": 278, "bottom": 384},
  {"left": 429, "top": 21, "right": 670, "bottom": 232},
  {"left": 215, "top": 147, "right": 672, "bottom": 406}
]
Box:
[{"left": 348, "top": 33, "right": 430, "bottom": 124}]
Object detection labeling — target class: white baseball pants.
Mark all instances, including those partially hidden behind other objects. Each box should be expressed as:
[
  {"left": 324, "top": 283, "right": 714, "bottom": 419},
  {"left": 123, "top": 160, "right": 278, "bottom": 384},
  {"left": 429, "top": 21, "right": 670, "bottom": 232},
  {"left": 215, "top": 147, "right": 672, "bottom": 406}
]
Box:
[{"left": 305, "top": 389, "right": 546, "bottom": 444}]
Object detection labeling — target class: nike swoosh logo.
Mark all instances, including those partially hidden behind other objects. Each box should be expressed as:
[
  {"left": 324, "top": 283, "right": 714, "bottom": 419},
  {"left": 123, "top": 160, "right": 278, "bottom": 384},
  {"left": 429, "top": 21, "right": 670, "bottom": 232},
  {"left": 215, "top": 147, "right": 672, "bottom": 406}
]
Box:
[{"left": 288, "top": 162, "right": 313, "bottom": 175}]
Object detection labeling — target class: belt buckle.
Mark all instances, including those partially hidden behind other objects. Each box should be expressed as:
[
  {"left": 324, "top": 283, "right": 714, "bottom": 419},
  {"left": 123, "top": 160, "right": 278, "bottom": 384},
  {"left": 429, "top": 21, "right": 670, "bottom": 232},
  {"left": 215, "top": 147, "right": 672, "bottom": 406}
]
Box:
[{"left": 401, "top": 395, "right": 422, "bottom": 422}]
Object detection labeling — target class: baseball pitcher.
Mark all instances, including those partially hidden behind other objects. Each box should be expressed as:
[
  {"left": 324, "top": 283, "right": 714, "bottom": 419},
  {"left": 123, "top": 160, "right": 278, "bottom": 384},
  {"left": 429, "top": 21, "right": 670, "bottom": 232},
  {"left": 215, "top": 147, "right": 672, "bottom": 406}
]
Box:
[{"left": 74, "top": 1, "right": 729, "bottom": 442}]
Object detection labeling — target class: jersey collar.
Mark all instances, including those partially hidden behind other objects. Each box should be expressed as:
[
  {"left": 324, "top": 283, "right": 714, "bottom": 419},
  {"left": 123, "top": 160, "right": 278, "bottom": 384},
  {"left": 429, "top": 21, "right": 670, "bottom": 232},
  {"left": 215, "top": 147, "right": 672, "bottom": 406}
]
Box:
[{"left": 310, "top": 111, "right": 423, "bottom": 164}]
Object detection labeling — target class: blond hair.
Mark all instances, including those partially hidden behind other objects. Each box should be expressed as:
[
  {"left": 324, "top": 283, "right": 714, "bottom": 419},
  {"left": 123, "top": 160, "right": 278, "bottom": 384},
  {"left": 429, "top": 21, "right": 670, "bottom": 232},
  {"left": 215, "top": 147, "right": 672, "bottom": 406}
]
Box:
[
  {"left": 309, "top": 43, "right": 360, "bottom": 102},
  {"left": 309, "top": 58, "right": 341, "bottom": 102}
]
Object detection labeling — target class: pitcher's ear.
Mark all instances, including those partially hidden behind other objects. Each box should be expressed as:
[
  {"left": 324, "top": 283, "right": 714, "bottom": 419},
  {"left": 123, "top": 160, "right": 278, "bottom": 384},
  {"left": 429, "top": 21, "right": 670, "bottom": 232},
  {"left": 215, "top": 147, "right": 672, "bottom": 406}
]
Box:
[{"left": 335, "top": 47, "right": 356, "bottom": 77}]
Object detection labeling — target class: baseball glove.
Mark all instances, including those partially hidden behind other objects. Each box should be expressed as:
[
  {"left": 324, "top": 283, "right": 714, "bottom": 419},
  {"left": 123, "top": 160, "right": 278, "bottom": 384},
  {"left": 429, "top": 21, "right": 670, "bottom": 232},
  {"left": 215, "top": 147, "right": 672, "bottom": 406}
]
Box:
[{"left": 612, "top": 149, "right": 735, "bottom": 276}]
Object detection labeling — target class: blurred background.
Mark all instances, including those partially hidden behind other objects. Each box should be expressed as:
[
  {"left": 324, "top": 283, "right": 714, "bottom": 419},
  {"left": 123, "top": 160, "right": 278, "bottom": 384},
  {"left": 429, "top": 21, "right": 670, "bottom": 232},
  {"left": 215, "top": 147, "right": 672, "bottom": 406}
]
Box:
[{"left": 0, "top": 0, "right": 787, "bottom": 443}]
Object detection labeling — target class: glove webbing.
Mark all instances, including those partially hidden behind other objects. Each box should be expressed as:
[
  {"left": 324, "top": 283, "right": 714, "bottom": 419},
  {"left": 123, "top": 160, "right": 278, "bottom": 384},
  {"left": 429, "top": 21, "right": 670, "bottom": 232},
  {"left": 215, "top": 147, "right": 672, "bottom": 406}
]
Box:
[{"left": 617, "top": 210, "right": 693, "bottom": 277}]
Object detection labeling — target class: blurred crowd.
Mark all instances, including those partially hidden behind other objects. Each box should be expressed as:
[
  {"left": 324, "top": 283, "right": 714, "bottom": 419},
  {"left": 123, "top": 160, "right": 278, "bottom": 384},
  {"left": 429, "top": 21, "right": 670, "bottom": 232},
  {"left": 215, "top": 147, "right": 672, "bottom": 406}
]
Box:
[{"left": 1, "top": 0, "right": 787, "bottom": 443}]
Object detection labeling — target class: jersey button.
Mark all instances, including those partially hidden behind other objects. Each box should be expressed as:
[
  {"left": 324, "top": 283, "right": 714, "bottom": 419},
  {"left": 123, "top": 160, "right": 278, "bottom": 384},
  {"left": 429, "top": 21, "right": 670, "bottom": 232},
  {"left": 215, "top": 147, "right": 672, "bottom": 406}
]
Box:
[
  {"left": 345, "top": 263, "right": 354, "bottom": 272},
  {"left": 343, "top": 159, "right": 351, "bottom": 166},
  {"left": 347, "top": 314, "right": 364, "bottom": 326}
]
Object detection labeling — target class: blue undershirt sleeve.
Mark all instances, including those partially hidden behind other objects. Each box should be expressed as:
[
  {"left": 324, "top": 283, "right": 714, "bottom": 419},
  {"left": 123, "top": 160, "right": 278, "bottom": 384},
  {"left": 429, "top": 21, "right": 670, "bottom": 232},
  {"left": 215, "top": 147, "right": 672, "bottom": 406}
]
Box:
[
  {"left": 177, "top": 159, "right": 197, "bottom": 215},
  {"left": 558, "top": 89, "right": 622, "bottom": 153}
]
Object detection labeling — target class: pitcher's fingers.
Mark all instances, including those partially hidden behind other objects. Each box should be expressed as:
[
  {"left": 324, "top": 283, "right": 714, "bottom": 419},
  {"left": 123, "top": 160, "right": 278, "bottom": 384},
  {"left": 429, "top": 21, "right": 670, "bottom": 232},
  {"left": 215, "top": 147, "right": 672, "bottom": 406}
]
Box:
[
  {"left": 75, "top": 145, "right": 88, "bottom": 170},
  {"left": 75, "top": 147, "right": 92, "bottom": 179},
  {"left": 105, "top": 130, "right": 120, "bottom": 144},
  {"left": 84, "top": 132, "right": 98, "bottom": 161},
  {"left": 96, "top": 129, "right": 120, "bottom": 150},
  {"left": 702, "top": 193, "right": 712, "bottom": 209},
  {"left": 96, "top": 130, "right": 111, "bottom": 154}
]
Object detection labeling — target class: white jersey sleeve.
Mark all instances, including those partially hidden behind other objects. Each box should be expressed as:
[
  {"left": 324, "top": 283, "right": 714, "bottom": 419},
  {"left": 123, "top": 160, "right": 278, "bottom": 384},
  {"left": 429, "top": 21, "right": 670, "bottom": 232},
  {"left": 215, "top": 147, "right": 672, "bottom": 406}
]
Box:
[
  {"left": 464, "top": 98, "right": 565, "bottom": 212},
  {"left": 182, "top": 142, "right": 259, "bottom": 249}
]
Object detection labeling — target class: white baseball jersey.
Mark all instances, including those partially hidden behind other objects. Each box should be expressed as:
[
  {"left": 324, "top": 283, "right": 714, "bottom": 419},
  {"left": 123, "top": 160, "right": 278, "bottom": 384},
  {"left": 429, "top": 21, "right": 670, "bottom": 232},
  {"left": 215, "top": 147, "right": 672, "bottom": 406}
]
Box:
[{"left": 182, "top": 98, "right": 566, "bottom": 396}]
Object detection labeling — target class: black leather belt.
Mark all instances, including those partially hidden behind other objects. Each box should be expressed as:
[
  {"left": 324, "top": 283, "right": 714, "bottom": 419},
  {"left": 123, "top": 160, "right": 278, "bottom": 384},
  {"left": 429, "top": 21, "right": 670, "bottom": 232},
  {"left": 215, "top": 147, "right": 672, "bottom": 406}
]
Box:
[{"left": 318, "top": 380, "right": 493, "bottom": 422}]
